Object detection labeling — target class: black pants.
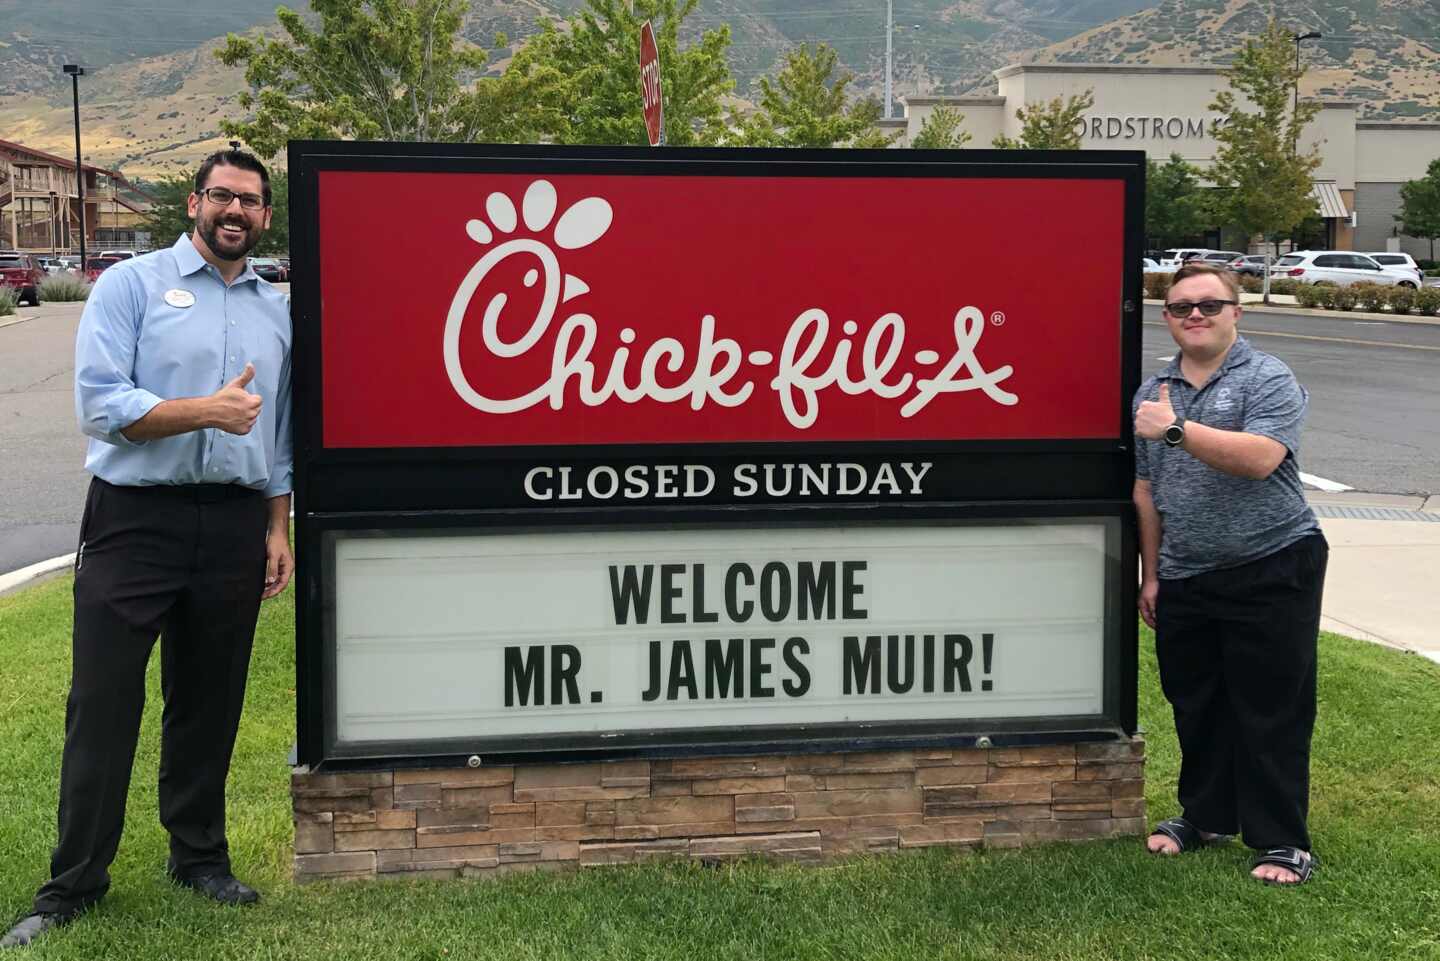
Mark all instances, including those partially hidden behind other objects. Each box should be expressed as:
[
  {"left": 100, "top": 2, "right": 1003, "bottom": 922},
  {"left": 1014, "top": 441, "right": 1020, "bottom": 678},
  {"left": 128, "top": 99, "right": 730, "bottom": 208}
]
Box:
[
  {"left": 34, "top": 479, "right": 267, "bottom": 915},
  {"left": 1155, "top": 532, "right": 1328, "bottom": 852}
]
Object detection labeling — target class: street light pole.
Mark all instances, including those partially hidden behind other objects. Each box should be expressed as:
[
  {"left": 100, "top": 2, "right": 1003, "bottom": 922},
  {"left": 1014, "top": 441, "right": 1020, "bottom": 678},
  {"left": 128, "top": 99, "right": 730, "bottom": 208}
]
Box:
[
  {"left": 63, "top": 64, "right": 86, "bottom": 270},
  {"left": 1291, "top": 31, "right": 1321, "bottom": 154},
  {"left": 884, "top": 0, "right": 893, "bottom": 120}
]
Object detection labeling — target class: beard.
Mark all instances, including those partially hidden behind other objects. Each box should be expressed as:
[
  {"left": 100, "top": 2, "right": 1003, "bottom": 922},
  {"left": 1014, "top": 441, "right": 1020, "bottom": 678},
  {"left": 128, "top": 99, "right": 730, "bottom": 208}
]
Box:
[{"left": 196, "top": 209, "right": 262, "bottom": 262}]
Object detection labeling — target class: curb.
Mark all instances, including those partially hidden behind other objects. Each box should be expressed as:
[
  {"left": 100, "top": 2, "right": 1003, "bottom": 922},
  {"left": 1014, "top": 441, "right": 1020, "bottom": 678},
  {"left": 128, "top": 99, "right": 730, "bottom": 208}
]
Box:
[
  {"left": 0, "top": 553, "right": 75, "bottom": 597},
  {"left": 1143, "top": 298, "right": 1440, "bottom": 327}
]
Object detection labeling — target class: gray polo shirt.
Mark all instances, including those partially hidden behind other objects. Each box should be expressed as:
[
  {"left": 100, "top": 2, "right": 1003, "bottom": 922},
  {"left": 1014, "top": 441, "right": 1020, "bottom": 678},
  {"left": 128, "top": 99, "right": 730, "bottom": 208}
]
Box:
[{"left": 1133, "top": 336, "right": 1320, "bottom": 579}]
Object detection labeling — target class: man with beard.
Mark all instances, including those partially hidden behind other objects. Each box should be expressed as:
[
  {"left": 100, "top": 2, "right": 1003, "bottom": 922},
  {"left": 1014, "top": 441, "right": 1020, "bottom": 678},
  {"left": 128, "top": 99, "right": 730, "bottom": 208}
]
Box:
[{"left": 3, "top": 150, "right": 292, "bottom": 949}]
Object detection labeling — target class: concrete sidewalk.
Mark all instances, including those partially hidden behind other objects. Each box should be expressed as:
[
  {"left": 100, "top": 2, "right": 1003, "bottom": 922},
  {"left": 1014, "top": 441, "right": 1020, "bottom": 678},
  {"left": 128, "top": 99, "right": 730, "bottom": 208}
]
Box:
[{"left": 1308, "top": 491, "right": 1440, "bottom": 664}]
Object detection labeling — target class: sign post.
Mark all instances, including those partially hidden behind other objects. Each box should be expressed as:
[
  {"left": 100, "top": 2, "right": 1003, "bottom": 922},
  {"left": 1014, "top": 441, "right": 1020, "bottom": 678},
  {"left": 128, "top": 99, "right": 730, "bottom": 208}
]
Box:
[
  {"left": 639, "top": 21, "right": 663, "bottom": 146},
  {"left": 285, "top": 141, "right": 1148, "bottom": 880}
]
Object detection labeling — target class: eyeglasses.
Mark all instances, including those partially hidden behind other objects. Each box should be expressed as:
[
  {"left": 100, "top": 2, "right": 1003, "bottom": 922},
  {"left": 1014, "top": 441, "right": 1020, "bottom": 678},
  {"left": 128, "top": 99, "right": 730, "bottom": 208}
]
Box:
[
  {"left": 199, "top": 187, "right": 266, "bottom": 210},
  {"left": 1163, "top": 299, "right": 1237, "bottom": 318}
]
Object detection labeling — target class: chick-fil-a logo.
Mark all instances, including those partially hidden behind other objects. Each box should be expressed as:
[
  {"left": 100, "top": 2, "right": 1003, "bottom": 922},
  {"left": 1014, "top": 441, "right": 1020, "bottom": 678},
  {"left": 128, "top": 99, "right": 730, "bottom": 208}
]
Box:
[{"left": 443, "top": 180, "right": 1018, "bottom": 430}]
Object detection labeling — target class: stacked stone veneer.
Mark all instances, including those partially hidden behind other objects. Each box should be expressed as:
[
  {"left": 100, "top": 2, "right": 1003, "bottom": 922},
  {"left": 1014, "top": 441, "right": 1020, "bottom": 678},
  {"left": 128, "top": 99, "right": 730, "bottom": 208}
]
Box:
[{"left": 292, "top": 737, "right": 1145, "bottom": 881}]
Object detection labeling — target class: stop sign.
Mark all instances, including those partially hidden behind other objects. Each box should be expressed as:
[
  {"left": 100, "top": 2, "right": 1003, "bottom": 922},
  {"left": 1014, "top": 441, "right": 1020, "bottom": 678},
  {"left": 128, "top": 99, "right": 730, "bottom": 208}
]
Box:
[{"left": 639, "top": 21, "right": 663, "bottom": 146}]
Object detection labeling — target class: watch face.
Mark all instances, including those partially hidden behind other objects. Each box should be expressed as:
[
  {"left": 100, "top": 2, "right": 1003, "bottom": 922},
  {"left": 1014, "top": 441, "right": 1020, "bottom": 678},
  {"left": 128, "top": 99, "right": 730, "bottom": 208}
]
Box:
[{"left": 1164, "top": 424, "right": 1184, "bottom": 445}]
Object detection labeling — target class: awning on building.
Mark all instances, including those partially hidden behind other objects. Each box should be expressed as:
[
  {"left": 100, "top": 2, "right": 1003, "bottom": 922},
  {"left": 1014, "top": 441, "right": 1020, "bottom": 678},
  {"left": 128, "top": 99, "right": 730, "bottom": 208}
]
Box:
[{"left": 1310, "top": 181, "right": 1348, "bottom": 219}]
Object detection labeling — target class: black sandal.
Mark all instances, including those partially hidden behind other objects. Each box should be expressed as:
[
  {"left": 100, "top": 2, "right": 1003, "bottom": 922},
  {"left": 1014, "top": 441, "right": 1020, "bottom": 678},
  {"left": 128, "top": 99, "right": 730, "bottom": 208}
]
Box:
[
  {"left": 1251, "top": 847, "right": 1316, "bottom": 885},
  {"left": 1148, "top": 817, "right": 1228, "bottom": 854}
]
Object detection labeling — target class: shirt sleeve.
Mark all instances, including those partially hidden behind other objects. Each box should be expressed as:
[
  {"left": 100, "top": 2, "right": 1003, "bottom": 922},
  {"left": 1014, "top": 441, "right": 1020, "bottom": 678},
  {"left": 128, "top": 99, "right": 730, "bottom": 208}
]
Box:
[
  {"left": 263, "top": 342, "right": 294, "bottom": 499},
  {"left": 1242, "top": 361, "right": 1308, "bottom": 455},
  {"left": 1132, "top": 379, "right": 1154, "bottom": 480},
  {"left": 74, "top": 268, "right": 164, "bottom": 448}
]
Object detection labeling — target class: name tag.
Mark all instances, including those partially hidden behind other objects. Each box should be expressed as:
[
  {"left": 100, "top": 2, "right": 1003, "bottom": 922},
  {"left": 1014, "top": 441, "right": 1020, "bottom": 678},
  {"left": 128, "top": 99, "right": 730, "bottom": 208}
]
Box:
[{"left": 164, "top": 289, "right": 196, "bottom": 309}]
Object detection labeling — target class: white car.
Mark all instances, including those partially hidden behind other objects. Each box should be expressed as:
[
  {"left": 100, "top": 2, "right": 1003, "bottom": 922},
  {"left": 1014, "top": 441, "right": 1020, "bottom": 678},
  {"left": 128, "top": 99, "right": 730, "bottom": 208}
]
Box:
[
  {"left": 1362, "top": 252, "right": 1424, "bottom": 286},
  {"left": 1156, "top": 248, "right": 1214, "bottom": 269},
  {"left": 1142, "top": 257, "right": 1162, "bottom": 272},
  {"left": 1269, "top": 251, "right": 1420, "bottom": 288}
]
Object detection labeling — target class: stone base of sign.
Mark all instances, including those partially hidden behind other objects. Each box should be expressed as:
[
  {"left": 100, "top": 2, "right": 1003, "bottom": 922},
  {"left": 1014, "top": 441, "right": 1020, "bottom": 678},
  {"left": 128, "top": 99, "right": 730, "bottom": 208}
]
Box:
[{"left": 291, "top": 737, "right": 1146, "bottom": 881}]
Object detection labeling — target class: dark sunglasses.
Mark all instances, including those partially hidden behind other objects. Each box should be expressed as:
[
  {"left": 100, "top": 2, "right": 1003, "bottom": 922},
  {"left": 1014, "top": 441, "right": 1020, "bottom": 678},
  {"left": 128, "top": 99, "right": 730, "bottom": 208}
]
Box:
[{"left": 1163, "top": 299, "right": 1237, "bottom": 318}]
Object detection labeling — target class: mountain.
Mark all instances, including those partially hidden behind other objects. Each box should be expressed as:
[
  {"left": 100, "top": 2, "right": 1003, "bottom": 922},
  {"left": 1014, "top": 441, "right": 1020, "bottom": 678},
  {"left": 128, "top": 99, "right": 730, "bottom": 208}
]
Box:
[
  {"left": 0, "top": 0, "right": 1435, "bottom": 179},
  {"left": 1035, "top": 0, "right": 1440, "bottom": 120}
]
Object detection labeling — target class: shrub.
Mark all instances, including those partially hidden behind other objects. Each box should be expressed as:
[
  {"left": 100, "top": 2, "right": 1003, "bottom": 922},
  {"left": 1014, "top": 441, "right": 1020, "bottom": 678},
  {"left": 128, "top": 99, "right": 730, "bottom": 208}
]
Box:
[
  {"left": 39, "top": 273, "right": 91, "bottom": 302},
  {"left": 1316, "top": 284, "right": 1340, "bottom": 309},
  {"left": 1143, "top": 272, "right": 1173, "bottom": 301},
  {"left": 1413, "top": 286, "right": 1440, "bottom": 316},
  {"left": 0, "top": 287, "right": 16, "bottom": 317},
  {"left": 1353, "top": 282, "right": 1388, "bottom": 312},
  {"left": 1388, "top": 286, "right": 1416, "bottom": 315},
  {"left": 1268, "top": 278, "right": 1299, "bottom": 296},
  {"left": 1417, "top": 259, "right": 1438, "bottom": 273},
  {"left": 1293, "top": 284, "right": 1322, "bottom": 308},
  {"left": 1331, "top": 287, "right": 1359, "bottom": 311},
  {"left": 1238, "top": 274, "right": 1262, "bottom": 294}
]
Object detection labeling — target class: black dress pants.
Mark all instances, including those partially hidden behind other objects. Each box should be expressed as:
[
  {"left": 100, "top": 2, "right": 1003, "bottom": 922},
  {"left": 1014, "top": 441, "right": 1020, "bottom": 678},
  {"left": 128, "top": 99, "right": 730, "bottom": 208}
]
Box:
[
  {"left": 34, "top": 478, "right": 267, "bottom": 915},
  {"left": 1155, "top": 532, "right": 1328, "bottom": 852}
]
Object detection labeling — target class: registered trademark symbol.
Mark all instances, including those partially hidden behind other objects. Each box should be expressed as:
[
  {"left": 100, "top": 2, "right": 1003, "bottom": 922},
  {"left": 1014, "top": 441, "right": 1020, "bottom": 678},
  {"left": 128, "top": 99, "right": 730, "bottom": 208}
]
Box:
[{"left": 990, "top": 311, "right": 1006, "bottom": 326}]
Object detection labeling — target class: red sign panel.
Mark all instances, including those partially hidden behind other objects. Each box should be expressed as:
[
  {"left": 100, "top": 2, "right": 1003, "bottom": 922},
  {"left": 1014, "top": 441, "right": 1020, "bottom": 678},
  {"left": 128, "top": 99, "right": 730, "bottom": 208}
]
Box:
[
  {"left": 317, "top": 171, "right": 1125, "bottom": 449},
  {"left": 639, "top": 22, "right": 663, "bottom": 147}
]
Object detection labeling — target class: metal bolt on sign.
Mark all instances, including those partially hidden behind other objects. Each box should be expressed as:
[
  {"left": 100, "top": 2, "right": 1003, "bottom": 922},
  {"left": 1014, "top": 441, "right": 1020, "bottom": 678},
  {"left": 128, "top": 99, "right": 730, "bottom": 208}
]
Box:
[{"left": 467, "top": 755, "right": 482, "bottom": 768}]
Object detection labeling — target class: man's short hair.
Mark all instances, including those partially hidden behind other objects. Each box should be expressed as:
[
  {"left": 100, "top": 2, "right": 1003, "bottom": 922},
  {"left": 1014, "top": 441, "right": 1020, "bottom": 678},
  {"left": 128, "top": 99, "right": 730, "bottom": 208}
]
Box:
[
  {"left": 194, "top": 149, "right": 271, "bottom": 207},
  {"left": 1171, "top": 262, "right": 1240, "bottom": 301}
]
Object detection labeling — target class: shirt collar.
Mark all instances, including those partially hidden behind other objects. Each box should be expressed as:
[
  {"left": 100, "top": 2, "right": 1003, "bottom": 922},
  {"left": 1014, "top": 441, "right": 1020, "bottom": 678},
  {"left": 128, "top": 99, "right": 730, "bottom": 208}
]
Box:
[
  {"left": 1159, "top": 335, "right": 1254, "bottom": 384},
  {"left": 172, "top": 232, "right": 260, "bottom": 285}
]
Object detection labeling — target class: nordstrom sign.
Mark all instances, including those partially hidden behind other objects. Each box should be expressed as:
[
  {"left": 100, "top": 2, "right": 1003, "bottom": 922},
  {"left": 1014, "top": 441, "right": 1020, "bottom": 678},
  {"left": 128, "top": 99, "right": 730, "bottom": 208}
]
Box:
[{"left": 1075, "top": 115, "right": 1228, "bottom": 140}]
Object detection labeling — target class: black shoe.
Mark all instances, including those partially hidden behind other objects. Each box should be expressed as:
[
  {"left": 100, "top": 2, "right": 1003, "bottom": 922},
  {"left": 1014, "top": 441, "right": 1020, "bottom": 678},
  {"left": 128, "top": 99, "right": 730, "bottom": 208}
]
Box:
[
  {"left": 170, "top": 872, "right": 260, "bottom": 906},
  {"left": 1, "top": 912, "right": 71, "bottom": 949}
]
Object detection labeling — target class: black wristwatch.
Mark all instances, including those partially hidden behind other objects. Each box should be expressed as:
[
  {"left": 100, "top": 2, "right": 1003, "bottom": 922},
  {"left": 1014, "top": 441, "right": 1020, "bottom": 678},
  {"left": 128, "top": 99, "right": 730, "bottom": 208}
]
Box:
[{"left": 1163, "top": 416, "right": 1187, "bottom": 448}]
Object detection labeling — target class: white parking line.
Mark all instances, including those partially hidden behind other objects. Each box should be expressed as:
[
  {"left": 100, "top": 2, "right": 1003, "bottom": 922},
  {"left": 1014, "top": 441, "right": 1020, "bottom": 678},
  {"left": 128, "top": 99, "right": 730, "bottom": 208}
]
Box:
[{"left": 1300, "top": 472, "right": 1354, "bottom": 493}]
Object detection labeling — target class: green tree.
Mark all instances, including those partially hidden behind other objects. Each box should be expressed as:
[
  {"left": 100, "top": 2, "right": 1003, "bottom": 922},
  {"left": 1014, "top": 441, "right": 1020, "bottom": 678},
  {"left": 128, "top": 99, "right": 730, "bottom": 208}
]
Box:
[
  {"left": 505, "top": 0, "right": 733, "bottom": 146},
  {"left": 1207, "top": 18, "right": 1322, "bottom": 300},
  {"left": 137, "top": 176, "right": 194, "bottom": 247},
  {"left": 910, "top": 104, "right": 971, "bottom": 150},
  {"left": 1146, "top": 153, "right": 1211, "bottom": 248},
  {"left": 1396, "top": 157, "right": 1440, "bottom": 261},
  {"left": 734, "top": 43, "right": 895, "bottom": 148},
  {"left": 992, "top": 90, "right": 1094, "bottom": 149},
  {"left": 138, "top": 172, "right": 291, "bottom": 255},
  {"left": 215, "top": 0, "right": 492, "bottom": 158}
]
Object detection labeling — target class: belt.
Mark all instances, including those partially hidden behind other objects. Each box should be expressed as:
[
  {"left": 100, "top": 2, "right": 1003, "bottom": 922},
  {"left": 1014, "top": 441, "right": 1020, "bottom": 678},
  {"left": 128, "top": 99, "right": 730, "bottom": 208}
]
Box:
[{"left": 97, "top": 478, "right": 262, "bottom": 503}]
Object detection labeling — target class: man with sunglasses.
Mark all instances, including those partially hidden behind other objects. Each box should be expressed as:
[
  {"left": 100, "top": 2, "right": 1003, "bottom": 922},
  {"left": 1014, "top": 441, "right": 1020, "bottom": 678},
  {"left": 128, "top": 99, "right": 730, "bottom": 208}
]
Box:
[
  {"left": 1131, "top": 262, "right": 1327, "bottom": 887},
  {"left": 4, "top": 150, "right": 291, "bottom": 949}
]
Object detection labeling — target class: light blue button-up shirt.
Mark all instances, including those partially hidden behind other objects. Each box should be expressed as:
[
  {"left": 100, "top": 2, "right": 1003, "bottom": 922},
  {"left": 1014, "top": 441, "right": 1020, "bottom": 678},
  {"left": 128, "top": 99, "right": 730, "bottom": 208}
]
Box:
[{"left": 74, "top": 234, "right": 293, "bottom": 498}]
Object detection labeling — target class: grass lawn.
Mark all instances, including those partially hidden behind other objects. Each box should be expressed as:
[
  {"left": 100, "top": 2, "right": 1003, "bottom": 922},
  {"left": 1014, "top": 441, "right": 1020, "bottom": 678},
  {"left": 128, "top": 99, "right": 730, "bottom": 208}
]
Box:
[{"left": 2, "top": 573, "right": 1438, "bottom": 960}]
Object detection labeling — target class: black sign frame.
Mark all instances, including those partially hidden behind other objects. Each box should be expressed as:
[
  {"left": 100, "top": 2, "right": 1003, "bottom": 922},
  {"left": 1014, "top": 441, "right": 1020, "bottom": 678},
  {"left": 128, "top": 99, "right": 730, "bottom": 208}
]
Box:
[{"left": 288, "top": 140, "right": 1146, "bottom": 770}]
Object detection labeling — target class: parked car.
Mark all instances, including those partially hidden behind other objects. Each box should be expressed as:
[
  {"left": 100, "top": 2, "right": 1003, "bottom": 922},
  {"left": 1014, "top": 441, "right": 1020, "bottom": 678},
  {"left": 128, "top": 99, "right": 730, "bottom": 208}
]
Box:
[
  {"left": 1157, "top": 248, "right": 1240, "bottom": 270},
  {"left": 1142, "top": 257, "right": 1162, "bottom": 272},
  {"left": 1269, "top": 251, "right": 1420, "bottom": 288},
  {"left": 248, "top": 257, "right": 288, "bottom": 282},
  {"left": 1227, "top": 254, "right": 1270, "bottom": 277},
  {"left": 83, "top": 256, "right": 124, "bottom": 283},
  {"left": 0, "top": 251, "right": 44, "bottom": 306},
  {"left": 1362, "top": 252, "right": 1424, "bottom": 286},
  {"left": 98, "top": 250, "right": 138, "bottom": 261}
]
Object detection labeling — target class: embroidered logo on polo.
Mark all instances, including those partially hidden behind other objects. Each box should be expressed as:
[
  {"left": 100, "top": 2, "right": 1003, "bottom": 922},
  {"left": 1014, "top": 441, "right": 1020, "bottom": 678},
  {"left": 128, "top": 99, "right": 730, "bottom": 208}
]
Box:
[{"left": 442, "top": 179, "right": 1018, "bottom": 431}]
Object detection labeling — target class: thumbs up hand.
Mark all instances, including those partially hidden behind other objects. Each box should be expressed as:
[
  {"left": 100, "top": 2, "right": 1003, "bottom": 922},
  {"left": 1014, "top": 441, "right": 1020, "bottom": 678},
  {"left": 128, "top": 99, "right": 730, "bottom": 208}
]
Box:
[
  {"left": 210, "top": 362, "right": 263, "bottom": 435},
  {"left": 1134, "top": 382, "right": 1177, "bottom": 441}
]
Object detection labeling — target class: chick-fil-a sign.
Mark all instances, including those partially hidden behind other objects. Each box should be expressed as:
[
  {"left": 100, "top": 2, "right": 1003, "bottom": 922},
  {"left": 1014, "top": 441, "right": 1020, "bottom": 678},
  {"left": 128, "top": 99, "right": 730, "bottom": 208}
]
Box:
[{"left": 317, "top": 170, "right": 1125, "bottom": 448}]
